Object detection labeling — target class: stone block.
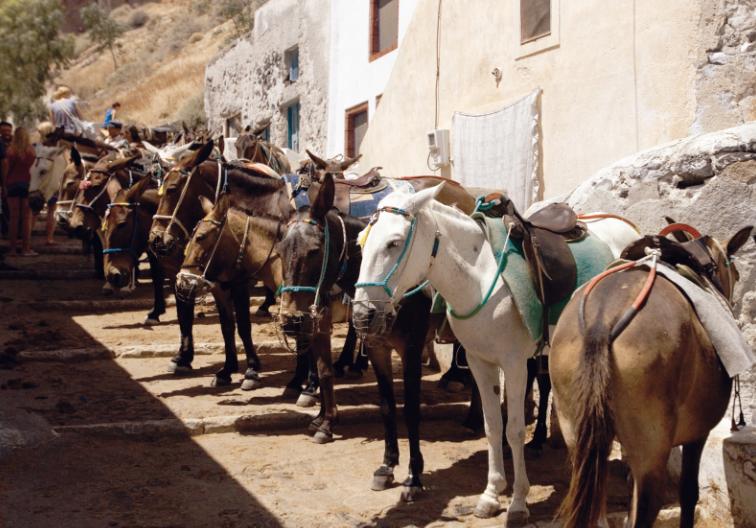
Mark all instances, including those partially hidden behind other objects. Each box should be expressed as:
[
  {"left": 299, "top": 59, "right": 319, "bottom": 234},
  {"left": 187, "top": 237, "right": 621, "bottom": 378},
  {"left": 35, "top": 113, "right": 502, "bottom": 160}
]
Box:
[{"left": 724, "top": 426, "right": 756, "bottom": 528}]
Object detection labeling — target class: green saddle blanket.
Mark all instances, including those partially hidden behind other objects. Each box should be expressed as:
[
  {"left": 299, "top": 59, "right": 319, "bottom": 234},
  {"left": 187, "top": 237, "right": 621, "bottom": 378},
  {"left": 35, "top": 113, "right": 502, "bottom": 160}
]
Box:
[{"left": 433, "top": 213, "right": 615, "bottom": 341}]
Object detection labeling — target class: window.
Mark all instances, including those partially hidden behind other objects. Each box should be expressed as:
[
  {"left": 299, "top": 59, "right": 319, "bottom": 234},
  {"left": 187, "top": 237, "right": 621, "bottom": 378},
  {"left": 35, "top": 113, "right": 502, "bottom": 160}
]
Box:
[
  {"left": 369, "top": 0, "right": 399, "bottom": 61},
  {"left": 520, "top": 0, "right": 550, "bottom": 43},
  {"left": 285, "top": 46, "right": 299, "bottom": 82},
  {"left": 344, "top": 102, "right": 369, "bottom": 158},
  {"left": 286, "top": 101, "right": 300, "bottom": 151}
]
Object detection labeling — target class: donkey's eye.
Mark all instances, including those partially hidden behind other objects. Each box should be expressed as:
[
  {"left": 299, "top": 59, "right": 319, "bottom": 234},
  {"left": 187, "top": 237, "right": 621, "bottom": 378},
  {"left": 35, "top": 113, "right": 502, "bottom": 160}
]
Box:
[{"left": 387, "top": 240, "right": 401, "bottom": 250}]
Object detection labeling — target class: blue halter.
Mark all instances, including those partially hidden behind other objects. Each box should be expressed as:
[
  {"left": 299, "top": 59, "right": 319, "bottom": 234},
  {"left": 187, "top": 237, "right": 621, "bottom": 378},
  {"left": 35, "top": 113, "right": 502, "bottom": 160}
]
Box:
[
  {"left": 354, "top": 207, "right": 438, "bottom": 300},
  {"left": 102, "top": 202, "right": 141, "bottom": 263}
]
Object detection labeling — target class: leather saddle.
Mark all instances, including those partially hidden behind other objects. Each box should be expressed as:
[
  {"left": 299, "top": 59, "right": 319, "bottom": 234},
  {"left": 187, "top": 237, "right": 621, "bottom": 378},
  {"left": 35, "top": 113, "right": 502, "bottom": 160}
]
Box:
[
  {"left": 484, "top": 193, "right": 586, "bottom": 341},
  {"left": 621, "top": 235, "right": 720, "bottom": 289},
  {"left": 332, "top": 167, "right": 387, "bottom": 216}
]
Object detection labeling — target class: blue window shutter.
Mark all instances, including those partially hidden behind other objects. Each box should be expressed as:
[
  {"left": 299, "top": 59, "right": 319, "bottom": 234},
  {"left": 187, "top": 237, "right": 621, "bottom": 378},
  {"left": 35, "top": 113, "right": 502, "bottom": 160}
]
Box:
[
  {"left": 287, "top": 102, "right": 300, "bottom": 151},
  {"left": 290, "top": 50, "right": 299, "bottom": 81}
]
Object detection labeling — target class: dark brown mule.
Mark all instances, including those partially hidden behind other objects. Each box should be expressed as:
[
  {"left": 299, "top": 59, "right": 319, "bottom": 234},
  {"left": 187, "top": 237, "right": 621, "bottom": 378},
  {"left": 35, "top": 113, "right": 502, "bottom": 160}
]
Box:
[
  {"left": 100, "top": 177, "right": 166, "bottom": 325},
  {"left": 552, "top": 225, "right": 753, "bottom": 528},
  {"left": 148, "top": 140, "right": 291, "bottom": 386},
  {"left": 277, "top": 174, "right": 475, "bottom": 500},
  {"left": 234, "top": 132, "right": 291, "bottom": 175}
]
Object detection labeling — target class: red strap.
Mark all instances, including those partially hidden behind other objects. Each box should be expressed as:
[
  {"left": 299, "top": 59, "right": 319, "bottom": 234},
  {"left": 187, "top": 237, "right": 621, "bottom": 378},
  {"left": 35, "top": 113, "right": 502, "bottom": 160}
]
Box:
[{"left": 658, "top": 223, "right": 701, "bottom": 239}]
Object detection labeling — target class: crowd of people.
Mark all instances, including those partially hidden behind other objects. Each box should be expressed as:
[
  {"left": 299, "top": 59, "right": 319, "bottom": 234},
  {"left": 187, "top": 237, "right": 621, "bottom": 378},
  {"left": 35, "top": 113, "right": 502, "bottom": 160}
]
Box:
[{"left": 0, "top": 85, "right": 126, "bottom": 256}]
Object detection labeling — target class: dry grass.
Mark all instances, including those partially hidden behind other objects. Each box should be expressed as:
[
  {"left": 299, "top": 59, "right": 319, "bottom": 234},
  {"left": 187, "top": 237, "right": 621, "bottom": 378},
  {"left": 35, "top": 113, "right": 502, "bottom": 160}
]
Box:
[{"left": 57, "top": 0, "right": 234, "bottom": 126}]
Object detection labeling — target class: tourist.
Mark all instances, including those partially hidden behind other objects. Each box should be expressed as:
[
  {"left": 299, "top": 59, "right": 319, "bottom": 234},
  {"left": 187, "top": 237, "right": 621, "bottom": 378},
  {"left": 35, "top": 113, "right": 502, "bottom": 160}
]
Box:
[
  {"left": 103, "top": 102, "right": 121, "bottom": 128},
  {"left": 2, "top": 127, "right": 36, "bottom": 256},
  {"left": 48, "top": 86, "right": 84, "bottom": 135},
  {"left": 104, "top": 121, "right": 129, "bottom": 150}
]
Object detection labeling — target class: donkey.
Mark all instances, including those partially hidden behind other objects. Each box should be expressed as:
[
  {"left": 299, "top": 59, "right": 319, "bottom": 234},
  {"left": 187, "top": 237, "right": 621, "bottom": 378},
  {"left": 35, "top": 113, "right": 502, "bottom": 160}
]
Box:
[
  {"left": 353, "top": 185, "right": 639, "bottom": 523},
  {"left": 148, "top": 140, "right": 294, "bottom": 386},
  {"left": 100, "top": 177, "right": 167, "bottom": 325},
  {"left": 277, "top": 173, "right": 437, "bottom": 500},
  {"left": 551, "top": 225, "right": 753, "bottom": 528},
  {"left": 234, "top": 131, "right": 292, "bottom": 175}
]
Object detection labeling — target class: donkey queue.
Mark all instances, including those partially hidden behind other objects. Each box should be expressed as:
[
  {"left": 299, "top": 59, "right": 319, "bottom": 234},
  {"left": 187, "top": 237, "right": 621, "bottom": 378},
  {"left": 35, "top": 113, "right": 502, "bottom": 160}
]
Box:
[{"left": 37, "top": 127, "right": 753, "bottom": 527}]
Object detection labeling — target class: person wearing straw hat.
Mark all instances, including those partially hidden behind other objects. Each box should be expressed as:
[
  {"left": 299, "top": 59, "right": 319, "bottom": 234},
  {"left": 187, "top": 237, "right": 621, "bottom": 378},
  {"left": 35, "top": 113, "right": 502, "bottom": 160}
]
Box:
[{"left": 48, "top": 86, "right": 84, "bottom": 135}]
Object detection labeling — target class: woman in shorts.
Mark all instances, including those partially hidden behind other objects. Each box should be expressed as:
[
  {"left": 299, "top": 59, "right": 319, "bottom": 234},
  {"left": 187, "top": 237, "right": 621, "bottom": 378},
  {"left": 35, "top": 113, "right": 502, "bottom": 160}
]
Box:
[{"left": 2, "top": 127, "right": 36, "bottom": 256}]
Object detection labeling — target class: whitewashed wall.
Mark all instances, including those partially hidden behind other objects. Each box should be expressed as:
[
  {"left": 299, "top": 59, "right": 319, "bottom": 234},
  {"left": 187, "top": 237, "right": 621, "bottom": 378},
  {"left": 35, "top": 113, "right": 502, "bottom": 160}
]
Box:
[{"left": 325, "top": 0, "right": 418, "bottom": 160}]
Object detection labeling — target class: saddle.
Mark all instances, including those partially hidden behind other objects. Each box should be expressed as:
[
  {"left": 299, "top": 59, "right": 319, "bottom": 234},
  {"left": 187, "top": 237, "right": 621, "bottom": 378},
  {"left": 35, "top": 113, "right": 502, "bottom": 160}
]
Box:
[
  {"left": 621, "top": 235, "right": 720, "bottom": 289},
  {"left": 332, "top": 167, "right": 387, "bottom": 215},
  {"left": 484, "top": 193, "right": 587, "bottom": 343}
]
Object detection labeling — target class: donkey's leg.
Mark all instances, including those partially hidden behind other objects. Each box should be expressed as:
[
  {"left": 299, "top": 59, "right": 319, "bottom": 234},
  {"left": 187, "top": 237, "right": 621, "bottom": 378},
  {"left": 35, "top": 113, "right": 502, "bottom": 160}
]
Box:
[
  {"left": 467, "top": 353, "right": 507, "bottom": 519},
  {"left": 296, "top": 346, "right": 320, "bottom": 407},
  {"left": 311, "top": 319, "right": 336, "bottom": 444},
  {"left": 526, "top": 357, "right": 551, "bottom": 452},
  {"left": 679, "top": 437, "right": 706, "bottom": 528},
  {"left": 400, "top": 331, "right": 425, "bottom": 502},
  {"left": 501, "top": 353, "right": 531, "bottom": 524},
  {"left": 629, "top": 465, "right": 667, "bottom": 528},
  {"left": 211, "top": 289, "right": 239, "bottom": 387},
  {"left": 284, "top": 337, "right": 309, "bottom": 398},
  {"left": 255, "top": 286, "right": 276, "bottom": 316},
  {"left": 232, "top": 283, "right": 262, "bottom": 391},
  {"left": 368, "top": 342, "right": 399, "bottom": 491},
  {"left": 91, "top": 232, "right": 105, "bottom": 279},
  {"left": 145, "top": 252, "right": 166, "bottom": 325},
  {"left": 169, "top": 293, "right": 195, "bottom": 373}
]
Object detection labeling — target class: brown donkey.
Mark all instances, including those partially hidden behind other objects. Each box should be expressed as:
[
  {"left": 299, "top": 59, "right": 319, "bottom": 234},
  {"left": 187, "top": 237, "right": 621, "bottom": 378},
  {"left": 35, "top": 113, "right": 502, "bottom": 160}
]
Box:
[{"left": 551, "top": 225, "right": 753, "bottom": 528}]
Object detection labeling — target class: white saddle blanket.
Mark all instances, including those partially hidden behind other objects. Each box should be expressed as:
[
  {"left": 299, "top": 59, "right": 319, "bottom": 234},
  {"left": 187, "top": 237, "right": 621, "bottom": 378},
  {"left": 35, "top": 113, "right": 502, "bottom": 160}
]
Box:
[{"left": 652, "top": 264, "right": 755, "bottom": 377}]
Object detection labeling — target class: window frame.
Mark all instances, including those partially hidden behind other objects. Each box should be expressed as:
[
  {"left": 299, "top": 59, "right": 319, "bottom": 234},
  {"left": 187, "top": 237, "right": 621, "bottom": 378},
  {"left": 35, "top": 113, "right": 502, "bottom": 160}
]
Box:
[
  {"left": 369, "top": 0, "right": 399, "bottom": 62},
  {"left": 515, "top": 0, "right": 560, "bottom": 60},
  {"left": 344, "top": 101, "right": 369, "bottom": 158},
  {"left": 284, "top": 46, "right": 299, "bottom": 83},
  {"left": 286, "top": 100, "right": 301, "bottom": 152}
]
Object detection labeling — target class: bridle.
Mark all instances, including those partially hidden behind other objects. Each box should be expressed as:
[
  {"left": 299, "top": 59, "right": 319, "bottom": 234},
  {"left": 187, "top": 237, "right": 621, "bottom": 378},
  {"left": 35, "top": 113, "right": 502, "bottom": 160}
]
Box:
[
  {"left": 354, "top": 206, "right": 438, "bottom": 304},
  {"left": 74, "top": 171, "right": 114, "bottom": 217},
  {"left": 152, "top": 159, "right": 228, "bottom": 247},
  {"left": 176, "top": 210, "right": 279, "bottom": 300},
  {"left": 279, "top": 213, "right": 349, "bottom": 315}
]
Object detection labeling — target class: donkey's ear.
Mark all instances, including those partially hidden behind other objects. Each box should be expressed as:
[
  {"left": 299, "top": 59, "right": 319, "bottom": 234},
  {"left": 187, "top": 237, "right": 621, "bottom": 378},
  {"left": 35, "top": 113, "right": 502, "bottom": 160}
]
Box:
[
  {"left": 339, "top": 154, "right": 362, "bottom": 171},
  {"left": 70, "top": 147, "right": 82, "bottom": 168},
  {"left": 187, "top": 140, "right": 214, "bottom": 168},
  {"left": 106, "top": 154, "right": 140, "bottom": 172},
  {"left": 311, "top": 173, "right": 335, "bottom": 220},
  {"left": 214, "top": 194, "right": 230, "bottom": 219},
  {"left": 407, "top": 184, "right": 443, "bottom": 214},
  {"left": 125, "top": 176, "right": 151, "bottom": 202},
  {"left": 306, "top": 149, "right": 329, "bottom": 170},
  {"left": 217, "top": 135, "right": 225, "bottom": 156},
  {"left": 199, "top": 195, "right": 215, "bottom": 215},
  {"left": 726, "top": 226, "right": 754, "bottom": 257}
]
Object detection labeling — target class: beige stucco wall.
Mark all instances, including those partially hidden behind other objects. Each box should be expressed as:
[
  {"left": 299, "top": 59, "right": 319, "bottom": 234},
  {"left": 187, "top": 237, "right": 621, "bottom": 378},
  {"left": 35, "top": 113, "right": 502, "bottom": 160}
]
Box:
[{"left": 359, "top": 0, "right": 744, "bottom": 199}]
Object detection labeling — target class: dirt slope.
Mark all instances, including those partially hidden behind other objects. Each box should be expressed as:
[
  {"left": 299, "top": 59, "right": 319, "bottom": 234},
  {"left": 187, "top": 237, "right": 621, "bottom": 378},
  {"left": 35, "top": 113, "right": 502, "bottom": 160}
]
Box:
[{"left": 56, "top": 0, "right": 236, "bottom": 127}]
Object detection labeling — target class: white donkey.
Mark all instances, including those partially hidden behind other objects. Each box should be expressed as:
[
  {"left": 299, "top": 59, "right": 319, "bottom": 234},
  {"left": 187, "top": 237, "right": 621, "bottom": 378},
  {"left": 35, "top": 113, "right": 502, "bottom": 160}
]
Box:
[
  {"left": 29, "top": 144, "right": 68, "bottom": 213},
  {"left": 353, "top": 185, "right": 638, "bottom": 524}
]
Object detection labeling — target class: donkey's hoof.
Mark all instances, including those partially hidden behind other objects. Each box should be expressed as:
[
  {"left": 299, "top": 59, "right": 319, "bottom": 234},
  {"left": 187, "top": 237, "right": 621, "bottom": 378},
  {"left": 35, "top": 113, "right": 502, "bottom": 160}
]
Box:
[
  {"left": 505, "top": 509, "right": 529, "bottom": 527},
  {"left": 143, "top": 316, "right": 160, "bottom": 326},
  {"left": 168, "top": 362, "right": 192, "bottom": 375},
  {"left": 211, "top": 375, "right": 233, "bottom": 387},
  {"left": 308, "top": 416, "right": 325, "bottom": 434},
  {"left": 345, "top": 368, "right": 364, "bottom": 380},
  {"left": 241, "top": 378, "right": 262, "bottom": 391},
  {"left": 282, "top": 386, "right": 300, "bottom": 399},
  {"left": 400, "top": 485, "right": 423, "bottom": 503},
  {"left": 371, "top": 466, "right": 394, "bottom": 491},
  {"left": 296, "top": 392, "right": 318, "bottom": 408},
  {"left": 474, "top": 497, "right": 500, "bottom": 519},
  {"left": 311, "top": 429, "right": 333, "bottom": 444}
]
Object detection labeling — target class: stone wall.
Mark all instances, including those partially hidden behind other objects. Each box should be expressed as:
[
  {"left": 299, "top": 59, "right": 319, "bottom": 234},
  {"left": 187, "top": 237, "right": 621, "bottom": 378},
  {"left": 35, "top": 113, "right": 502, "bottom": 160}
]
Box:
[
  {"left": 568, "top": 122, "right": 756, "bottom": 424},
  {"left": 204, "top": 0, "right": 330, "bottom": 154},
  {"left": 693, "top": 0, "right": 756, "bottom": 134}
]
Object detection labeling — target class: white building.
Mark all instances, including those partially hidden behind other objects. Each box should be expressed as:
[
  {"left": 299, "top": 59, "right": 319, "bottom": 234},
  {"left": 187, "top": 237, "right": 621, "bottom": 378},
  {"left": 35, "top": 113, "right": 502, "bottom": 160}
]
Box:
[
  {"left": 325, "top": 0, "right": 418, "bottom": 160},
  {"left": 204, "top": 0, "right": 418, "bottom": 161}
]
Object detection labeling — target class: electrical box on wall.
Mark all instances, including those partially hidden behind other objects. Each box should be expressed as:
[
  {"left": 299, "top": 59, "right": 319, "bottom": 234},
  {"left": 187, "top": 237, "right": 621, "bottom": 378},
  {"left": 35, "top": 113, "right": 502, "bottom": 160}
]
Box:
[{"left": 427, "top": 129, "right": 450, "bottom": 167}]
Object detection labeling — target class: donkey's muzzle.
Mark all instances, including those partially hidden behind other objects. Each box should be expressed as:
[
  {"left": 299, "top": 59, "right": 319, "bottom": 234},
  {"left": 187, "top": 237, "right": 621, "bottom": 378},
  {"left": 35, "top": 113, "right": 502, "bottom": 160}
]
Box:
[
  {"left": 106, "top": 268, "right": 131, "bottom": 289},
  {"left": 352, "top": 303, "right": 395, "bottom": 337},
  {"left": 149, "top": 231, "right": 176, "bottom": 256}
]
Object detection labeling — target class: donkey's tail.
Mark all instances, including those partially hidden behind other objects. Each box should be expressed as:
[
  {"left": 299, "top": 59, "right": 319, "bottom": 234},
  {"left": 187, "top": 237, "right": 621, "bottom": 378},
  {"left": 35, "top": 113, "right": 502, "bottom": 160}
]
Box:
[{"left": 558, "top": 322, "right": 614, "bottom": 528}]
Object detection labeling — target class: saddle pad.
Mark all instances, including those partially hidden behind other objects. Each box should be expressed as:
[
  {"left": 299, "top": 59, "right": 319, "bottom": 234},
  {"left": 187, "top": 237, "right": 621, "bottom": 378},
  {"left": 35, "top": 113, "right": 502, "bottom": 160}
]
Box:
[
  {"left": 283, "top": 174, "right": 414, "bottom": 220},
  {"left": 651, "top": 263, "right": 754, "bottom": 377},
  {"left": 474, "top": 213, "right": 614, "bottom": 341}
]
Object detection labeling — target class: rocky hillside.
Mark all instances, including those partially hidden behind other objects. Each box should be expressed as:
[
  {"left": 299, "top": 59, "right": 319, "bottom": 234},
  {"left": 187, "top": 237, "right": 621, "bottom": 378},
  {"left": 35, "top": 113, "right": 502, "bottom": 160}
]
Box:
[{"left": 56, "top": 0, "right": 242, "bottom": 128}]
